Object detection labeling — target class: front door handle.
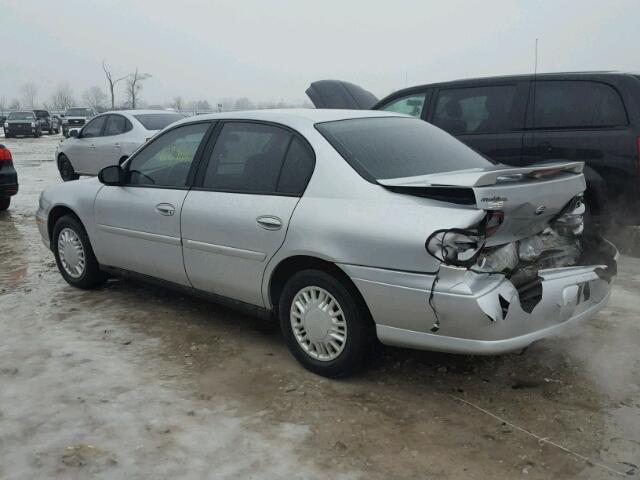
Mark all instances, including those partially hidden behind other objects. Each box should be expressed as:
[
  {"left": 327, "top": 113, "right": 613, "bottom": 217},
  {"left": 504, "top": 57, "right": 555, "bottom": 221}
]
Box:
[
  {"left": 90, "top": 144, "right": 96, "bottom": 150},
  {"left": 156, "top": 203, "right": 175, "bottom": 216},
  {"left": 114, "top": 143, "right": 121, "bottom": 150},
  {"left": 256, "top": 215, "right": 283, "bottom": 230}
]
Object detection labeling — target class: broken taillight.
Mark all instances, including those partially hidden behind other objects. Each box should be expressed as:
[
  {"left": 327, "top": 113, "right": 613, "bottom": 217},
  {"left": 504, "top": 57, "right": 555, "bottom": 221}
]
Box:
[{"left": 484, "top": 210, "right": 504, "bottom": 238}]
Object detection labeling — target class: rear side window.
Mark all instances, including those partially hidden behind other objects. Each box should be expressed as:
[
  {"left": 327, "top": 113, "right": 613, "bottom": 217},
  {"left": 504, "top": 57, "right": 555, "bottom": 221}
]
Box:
[
  {"left": 104, "top": 115, "right": 131, "bottom": 136},
  {"left": 277, "top": 138, "right": 315, "bottom": 194},
  {"left": 433, "top": 85, "right": 518, "bottom": 134},
  {"left": 316, "top": 116, "right": 492, "bottom": 181},
  {"left": 379, "top": 93, "right": 426, "bottom": 118},
  {"left": 202, "top": 122, "right": 292, "bottom": 193},
  {"left": 533, "top": 81, "right": 627, "bottom": 129},
  {"left": 134, "top": 113, "right": 184, "bottom": 130}
]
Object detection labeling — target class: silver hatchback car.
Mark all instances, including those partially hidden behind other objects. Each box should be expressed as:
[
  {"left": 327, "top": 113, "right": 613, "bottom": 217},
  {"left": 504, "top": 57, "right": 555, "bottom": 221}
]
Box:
[{"left": 37, "top": 109, "right": 617, "bottom": 377}]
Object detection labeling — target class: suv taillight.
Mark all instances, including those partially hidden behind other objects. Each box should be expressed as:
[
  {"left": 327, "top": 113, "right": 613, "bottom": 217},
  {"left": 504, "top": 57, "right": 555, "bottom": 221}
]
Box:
[{"left": 0, "top": 146, "right": 12, "bottom": 162}]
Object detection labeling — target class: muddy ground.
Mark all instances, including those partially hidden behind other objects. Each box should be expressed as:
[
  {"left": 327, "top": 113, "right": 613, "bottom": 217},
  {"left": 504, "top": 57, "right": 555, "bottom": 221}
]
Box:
[{"left": 0, "top": 133, "right": 639, "bottom": 479}]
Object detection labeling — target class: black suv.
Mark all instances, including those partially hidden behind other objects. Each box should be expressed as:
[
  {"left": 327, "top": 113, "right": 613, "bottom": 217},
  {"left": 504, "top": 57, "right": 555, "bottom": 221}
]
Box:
[
  {"left": 308, "top": 72, "right": 640, "bottom": 225},
  {"left": 34, "top": 110, "right": 59, "bottom": 135}
]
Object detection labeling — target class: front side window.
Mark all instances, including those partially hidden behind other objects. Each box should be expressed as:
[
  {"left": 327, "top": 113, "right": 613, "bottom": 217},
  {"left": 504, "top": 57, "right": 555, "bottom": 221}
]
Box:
[
  {"left": 433, "top": 85, "right": 518, "bottom": 134},
  {"left": 81, "top": 116, "right": 106, "bottom": 138},
  {"left": 104, "top": 115, "right": 128, "bottom": 136},
  {"left": 316, "top": 116, "right": 492, "bottom": 182},
  {"left": 126, "top": 123, "right": 209, "bottom": 188},
  {"left": 379, "top": 93, "right": 426, "bottom": 118},
  {"left": 202, "top": 122, "right": 292, "bottom": 193},
  {"left": 533, "top": 81, "right": 627, "bottom": 129}
]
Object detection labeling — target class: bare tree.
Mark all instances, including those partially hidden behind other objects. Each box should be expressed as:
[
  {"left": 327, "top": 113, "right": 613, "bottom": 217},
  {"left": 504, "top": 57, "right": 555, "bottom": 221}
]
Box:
[
  {"left": 171, "top": 96, "right": 184, "bottom": 112},
  {"left": 20, "top": 83, "right": 38, "bottom": 109},
  {"left": 82, "top": 86, "right": 108, "bottom": 111},
  {"left": 0, "top": 96, "right": 7, "bottom": 114},
  {"left": 9, "top": 99, "right": 20, "bottom": 110},
  {"left": 125, "top": 68, "right": 151, "bottom": 110},
  {"left": 193, "top": 99, "right": 211, "bottom": 112},
  {"left": 234, "top": 97, "right": 255, "bottom": 111},
  {"left": 102, "top": 60, "right": 129, "bottom": 110},
  {"left": 50, "top": 82, "right": 75, "bottom": 111}
]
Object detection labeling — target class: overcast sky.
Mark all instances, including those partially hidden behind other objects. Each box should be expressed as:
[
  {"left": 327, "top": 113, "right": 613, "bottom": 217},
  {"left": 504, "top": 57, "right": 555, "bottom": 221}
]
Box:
[{"left": 2, "top": 0, "right": 639, "bottom": 106}]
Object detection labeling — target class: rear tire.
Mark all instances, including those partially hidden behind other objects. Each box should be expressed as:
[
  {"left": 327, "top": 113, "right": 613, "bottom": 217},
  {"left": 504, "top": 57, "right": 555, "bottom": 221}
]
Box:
[
  {"left": 0, "top": 198, "right": 10, "bottom": 211},
  {"left": 58, "top": 154, "right": 79, "bottom": 181},
  {"left": 52, "top": 214, "right": 107, "bottom": 289},
  {"left": 278, "top": 269, "right": 375, "bottom": 378}
]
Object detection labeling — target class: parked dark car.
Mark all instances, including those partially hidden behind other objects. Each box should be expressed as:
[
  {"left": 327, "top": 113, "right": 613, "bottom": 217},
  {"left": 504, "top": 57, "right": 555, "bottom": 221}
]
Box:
[
  {"left": 34, "top": 110, "right": 59, "bottom": 134},
  {"left": 3, "top": 111, "right": 42, "bottom": 138},
  {"left": 0, "top": 144, "right": 18, "bottom": 211},
  {"left": 307, "top": 72, "right": 640, "bottom": 225}
]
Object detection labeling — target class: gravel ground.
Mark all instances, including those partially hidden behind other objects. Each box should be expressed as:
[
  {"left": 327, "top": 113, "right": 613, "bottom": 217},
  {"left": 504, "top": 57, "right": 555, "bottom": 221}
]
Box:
[{"left": 1, "top": 133, "right": 639, "bottom": 479}]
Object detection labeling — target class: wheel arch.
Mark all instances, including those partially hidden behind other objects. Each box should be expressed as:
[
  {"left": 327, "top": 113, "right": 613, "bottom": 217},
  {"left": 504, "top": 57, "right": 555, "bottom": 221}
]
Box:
[
  {"left": 47, "top": 205, "right": 82, "bottom": 243},
  {"left": 267, "top": 255, "right": 373, "bottom": 321}
]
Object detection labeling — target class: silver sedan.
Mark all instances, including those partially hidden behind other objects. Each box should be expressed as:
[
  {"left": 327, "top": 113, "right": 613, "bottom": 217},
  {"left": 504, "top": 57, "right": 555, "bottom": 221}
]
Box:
[
  {"left": 37, "top": 109, "right": 617, "bottom": 377},
  {"left": 55, "top": 110, "right": 185, "bottom": 181}
]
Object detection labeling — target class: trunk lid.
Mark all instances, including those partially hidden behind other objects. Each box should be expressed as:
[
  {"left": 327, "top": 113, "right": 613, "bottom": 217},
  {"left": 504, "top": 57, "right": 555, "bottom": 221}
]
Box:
[
  {"left": 306, "top": 80, "right": 378, "bottom": 109},
  {"left": 378, "top": 161, "right": 586, "bottom": 246}
]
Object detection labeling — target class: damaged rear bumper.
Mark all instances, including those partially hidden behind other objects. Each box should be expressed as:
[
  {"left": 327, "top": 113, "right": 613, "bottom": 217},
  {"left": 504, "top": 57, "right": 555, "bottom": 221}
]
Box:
[{"left": 340, "top": 240, "right": 618, "bottom": 355}]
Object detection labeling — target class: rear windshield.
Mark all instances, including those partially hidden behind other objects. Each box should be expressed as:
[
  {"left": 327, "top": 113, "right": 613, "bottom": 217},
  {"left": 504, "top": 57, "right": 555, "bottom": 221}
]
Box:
[
  {"left": 8, "top": 111, "right": 35, "bottom": 120},
  {"left": 316, "top": 116, "right": 492, "bottom": 181},
  {"left": 134, "top": 113, "right": 184, "bottom": 130},
  {"left": 66, "top": 108, "right": 93, "bottom": 116}
]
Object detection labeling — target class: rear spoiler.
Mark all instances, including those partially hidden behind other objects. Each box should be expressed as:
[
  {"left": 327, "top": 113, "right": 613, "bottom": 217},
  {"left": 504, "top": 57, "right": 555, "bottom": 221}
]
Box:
[{"left": 377, "top": 161, "right": 584, "bottom": 189}]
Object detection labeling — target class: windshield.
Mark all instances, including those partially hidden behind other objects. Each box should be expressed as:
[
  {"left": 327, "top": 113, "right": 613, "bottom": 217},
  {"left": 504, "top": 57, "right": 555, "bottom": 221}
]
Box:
[
  {"left": 66, "top": 108, "right": 93, "bottom": 117},
  {"left": 8, "top": 111, "right": 35, "bottom": 120},
  {"left": 316, "top": 116, "right": 493, "bottom": 181},
  {"left": 134, "top": 113, "right": 185, "bottom": 130}
]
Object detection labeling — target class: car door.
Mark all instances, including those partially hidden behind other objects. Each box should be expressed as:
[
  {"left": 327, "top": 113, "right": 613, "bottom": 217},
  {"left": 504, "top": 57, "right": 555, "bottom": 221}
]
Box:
[
  {"left": 92, "top": 122, "right": 212, "bottom": 285},
  {"left": 181, "top": 121, "right": 315, "bottom": 306},
  {"left": 427, "top": 82, "right": 528, "bottom": 166},
  {"left": 68, "top": 115, "right": 107, "bottom": 174},
  {"left": 96, "top": 114, "right": 133, "bottom": 171}
]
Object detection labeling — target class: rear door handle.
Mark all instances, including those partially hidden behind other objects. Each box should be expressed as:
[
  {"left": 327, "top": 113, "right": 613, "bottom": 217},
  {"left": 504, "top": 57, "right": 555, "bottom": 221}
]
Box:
[
  {"left": 114, "top": 143, "right": 121, "bottom": 149},
  {"left": 90, "top": 144, "right": 96, "bottom": 150},
  {"left": 156, "top": 203, "right": 175, "bottom": 216},
  {"left": 256, "top": 215, "right": 283, "bottom": 230}
]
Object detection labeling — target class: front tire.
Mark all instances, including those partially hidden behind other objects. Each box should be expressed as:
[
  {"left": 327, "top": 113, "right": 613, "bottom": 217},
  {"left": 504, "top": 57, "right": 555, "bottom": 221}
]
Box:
[
  {"left": 278, "top": 269, "right": 375, "bottom": 378},
  {"left": 58, "top": 154, "right": 79, "bottom": 181},
  {"left": 0, "top": 198, "right": 10, "bottom": 211},
  {"left": 52, "top": 214, "right": 107, "bottom": 289}
]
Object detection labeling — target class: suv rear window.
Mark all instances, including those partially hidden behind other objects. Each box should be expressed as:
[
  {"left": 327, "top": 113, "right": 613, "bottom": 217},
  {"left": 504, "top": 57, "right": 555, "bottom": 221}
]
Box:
[
  {"left": 533, "top": 81, "right": 627, "bottom": 129},
  {"left": 433, "top": 85, "right": 518, "bottom": 135},
  {"left": 134, "top": 113, "right": 184, "bottom": 131},
  {"left": 316, "top": 116, "right": 492, "bottom": 181}
]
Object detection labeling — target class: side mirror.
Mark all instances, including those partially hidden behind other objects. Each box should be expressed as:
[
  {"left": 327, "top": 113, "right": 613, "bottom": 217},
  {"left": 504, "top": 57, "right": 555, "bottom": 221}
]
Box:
[
  {"left": 69, "top": 129, "right": 79, "bottom": 138},
  {"left": 98, "top": 165, "right": 125, "bottom": 186}
]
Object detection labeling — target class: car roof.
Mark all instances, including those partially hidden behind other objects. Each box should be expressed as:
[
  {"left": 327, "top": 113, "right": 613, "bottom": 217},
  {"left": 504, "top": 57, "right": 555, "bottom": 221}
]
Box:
[
  {"left": 174, "top": 108, "right": 403, "bottom": 128},
  {"left": 377, "top": 70, "right": 640, "bottom": 101},
  {"left": 108, "top": 109, "right": 179, "bottom": 115}
]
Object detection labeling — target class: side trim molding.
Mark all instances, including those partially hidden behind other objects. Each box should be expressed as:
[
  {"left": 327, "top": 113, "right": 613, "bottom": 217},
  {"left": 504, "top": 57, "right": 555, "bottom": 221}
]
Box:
[
  {"left": 183, "top": 238, "right": 267, "bottom": 262},
  {"left": 96, "top": 224, "right": 181, "bottom": 246}
]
